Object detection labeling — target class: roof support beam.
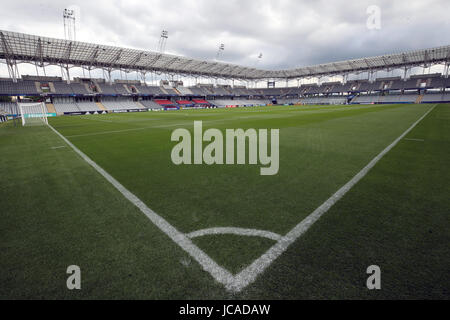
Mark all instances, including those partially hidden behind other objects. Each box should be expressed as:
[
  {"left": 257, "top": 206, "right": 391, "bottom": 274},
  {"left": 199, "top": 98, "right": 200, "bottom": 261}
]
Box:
[{"left": 0, "top": 32, "right": 18, "bottom": 82}]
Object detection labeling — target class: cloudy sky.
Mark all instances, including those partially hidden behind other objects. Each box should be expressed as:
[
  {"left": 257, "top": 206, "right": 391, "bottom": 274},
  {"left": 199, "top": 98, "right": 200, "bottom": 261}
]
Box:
[{"left": 0, "top": 0, "right": 449, "bottom": 74}]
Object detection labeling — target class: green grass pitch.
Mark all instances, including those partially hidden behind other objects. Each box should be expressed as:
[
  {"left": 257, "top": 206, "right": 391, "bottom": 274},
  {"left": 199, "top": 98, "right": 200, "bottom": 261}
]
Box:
[{"left": 0, "top": 103, "right": 449, "bottom": 299}]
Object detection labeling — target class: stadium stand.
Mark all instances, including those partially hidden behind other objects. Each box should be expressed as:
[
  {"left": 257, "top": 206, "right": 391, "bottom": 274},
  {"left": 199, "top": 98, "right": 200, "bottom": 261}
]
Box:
[
  {"left": 211, "top": 99, "right": 271, "bottom": 107},
  {"left": 113, "top": 84, "right": 130, "bottom": 95},
  {"left": 161, "top": 87, "right": 179, "bottom": 96},
  {"left": 154, "top": 99, "right": 177, "bottom": 107},
  {"left": 52, "top": 81, "right": 74, "bottom": 95},
  {"left": 70, "top": 82, "right": 90, "bottom": 95},
  {"left": 96, "top": 81, "right": 117, "bottom": 95},
  {"left": 101, "top": 97, "right": 143, "bottom": 110},
  {"left": 53, "top": 97, "right": 80, "bottom": 113},
  {"left": 299, "top": 96, "right": 347, "bottom": 105},
  {"left": 0, "top": 72, "right": 449, "bottom": 111},
  {"left": 276, "top": 98, "right": 300, "bottom": 105},
  {"left": 77, "top": 99, "right": 102, "bottom": 112},
  {"left": 260, "top": 88, "right": 283, "bottom": 96},
  {"left": 177, "top": 100, "right": 194, "bottom": 106},
  {"left": 0, "top": 79, "right": 38, "bottom": 95},
  {"left": 139, "top": 99, "right": 163, "bottom": 109},
  {"left": 0, "top": 101, "right": 19, "bottom": 115},
  {"left": 210, "top": 86, "right": 231, "bottom": 96},
  {"left": 422, "top": 92, "right": 450, "bottom": 103},
  {"left": 176, "top": 87, "right": 194, "bottom": 95}
]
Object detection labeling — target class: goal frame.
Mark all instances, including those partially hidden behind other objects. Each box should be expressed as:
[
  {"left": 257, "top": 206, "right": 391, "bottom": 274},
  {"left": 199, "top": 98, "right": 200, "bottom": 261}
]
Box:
[{"left": 18, "top": 102, "right": 49, "bottom": 126}]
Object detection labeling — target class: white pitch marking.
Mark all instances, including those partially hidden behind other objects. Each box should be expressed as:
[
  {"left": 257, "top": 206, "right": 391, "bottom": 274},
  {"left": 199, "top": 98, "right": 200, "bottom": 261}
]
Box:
[
  {"left": 226, "top": 104, "right": 437, "bottom": 292},
  {"left": 47, "top": 124, "right": 236, "bottom": 289},
  {"left": 80, "top": 117, "right": 116, "bottom": 123},
  {"left": 66, "top": 127, "right": 149, "bottom": 138},
  {"left": 187, "top": 227, "right": 282, "bottom": 241},
  {"left": 404, "top": 138, "right": 425, "bottom": 142},
  {"left": 46, "top": 104, "right": 436, "bottom": 293}
]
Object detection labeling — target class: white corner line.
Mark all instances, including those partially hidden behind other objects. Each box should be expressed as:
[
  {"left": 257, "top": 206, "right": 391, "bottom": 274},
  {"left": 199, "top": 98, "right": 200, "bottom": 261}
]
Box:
[
  {"left": 227, "top": 104, "right": 437, "bottom": 292},
  {"left": 46, "top": 104, "right": 436, "bottom": 294},
  {"left": 47, "top": 124, "right": 236, "bottom": 289},
  {"left": 187, "top": 227, "right": 282, "bottom": 241}
]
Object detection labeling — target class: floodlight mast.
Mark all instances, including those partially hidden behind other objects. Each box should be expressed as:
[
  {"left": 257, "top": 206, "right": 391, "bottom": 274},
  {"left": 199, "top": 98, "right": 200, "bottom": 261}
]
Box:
[
  {"left": 216, "top": 43, "right": 225, "bottom": 60},
  {"left": 158, "top": 30, "right": 169, "bottom": 53},
  {"left": 63, "top": 9, "right": 76, "bottom": 41}
]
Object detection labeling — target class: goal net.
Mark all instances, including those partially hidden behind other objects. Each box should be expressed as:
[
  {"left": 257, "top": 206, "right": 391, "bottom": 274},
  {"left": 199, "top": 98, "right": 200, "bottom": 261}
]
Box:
[{"left": 18, "top": 102, "right": 48, "bottom": 126}]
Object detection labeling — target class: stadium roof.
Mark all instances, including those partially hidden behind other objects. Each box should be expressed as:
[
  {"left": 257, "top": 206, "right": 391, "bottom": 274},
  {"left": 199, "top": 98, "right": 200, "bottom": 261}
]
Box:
[{"left": 1, "top": 30, "right": 449, "bottom": 80}]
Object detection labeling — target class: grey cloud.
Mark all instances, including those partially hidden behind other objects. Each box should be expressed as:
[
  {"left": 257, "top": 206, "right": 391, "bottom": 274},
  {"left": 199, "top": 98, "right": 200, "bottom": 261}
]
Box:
[{"left": 0, "top": 0, "right": 449, "bottom": 73}]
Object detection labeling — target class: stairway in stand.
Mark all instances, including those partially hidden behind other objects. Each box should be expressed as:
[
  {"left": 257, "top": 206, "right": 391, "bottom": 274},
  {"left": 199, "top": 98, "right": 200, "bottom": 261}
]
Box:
[
  {"left": 415, "top": 94, "right": 424, "bottom": 104},
  {"left": 96, "top": 102, "right": 108, "bottom": 111},
  {"left": 46, "top": 103, "right": 56, "bottom": 113}
]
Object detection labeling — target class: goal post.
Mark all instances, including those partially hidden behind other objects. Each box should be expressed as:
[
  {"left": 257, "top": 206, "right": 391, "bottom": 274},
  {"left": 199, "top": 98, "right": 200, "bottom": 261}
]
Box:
[{"left": 18, "top": 102, "right": 48, "bottom": 126}]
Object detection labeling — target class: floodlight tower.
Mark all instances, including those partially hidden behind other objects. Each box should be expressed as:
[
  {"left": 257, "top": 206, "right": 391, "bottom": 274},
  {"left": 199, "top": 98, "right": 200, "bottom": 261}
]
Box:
[
  {"left": 254, "top": 53, "right": 263, "bottom": 87},
  {"left": 157, "top": 30, "right": 169, "bottom": 53},
  {"left": 63, "top": 8, "right": 76, "bottom": 41},
  {"left": 256, "top": 53, "right": 263, "bottom": 64},
  {"left": 216, "top": 43, "right": 225, "bottom": 60}
]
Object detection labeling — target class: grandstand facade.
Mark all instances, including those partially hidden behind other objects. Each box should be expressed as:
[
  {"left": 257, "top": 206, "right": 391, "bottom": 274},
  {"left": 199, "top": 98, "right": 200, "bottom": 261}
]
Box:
[{"left": 1, "top": 29, "right": 450, "bottom": 115}]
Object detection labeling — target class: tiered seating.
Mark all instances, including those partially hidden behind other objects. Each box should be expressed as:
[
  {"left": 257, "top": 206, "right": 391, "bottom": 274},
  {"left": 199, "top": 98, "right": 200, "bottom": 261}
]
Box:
[
  {"left": 429, "top": 77, "right": 446, "bottom": 88},
  {"left": 53, "top": 98, "right": 80, "bottom": 113},
  {"left": 276, "top": 98, "right": 300, "bottom": 105},
  {"left": 96, "top": 82, "right": 117, "bottom": 95},
  {"left": 77, "top": 101, "right": 101, "bottom": 112},
  {"left": 329, "top": 83, "right": 346, "bottom": 93},
  {"left": 52, "top": 81, "right": 74, "bottom": 94},
  {"left": 260, "top": 88, "right": 283, "bottom": 96},
  {"left": 300, "top": 84, "right": 319, "bottom": 94},
  {"left": 248, "top": 88, "right": 263, "bottom": 95},
  {"left": 162, "top": 87, "right": 179, "bottom": 95},
  {"left": 113, "top": 84, "right": 130, "bottom": 95},
  {"left": 70, "top": 82, "right": 90, "bottom": 94},
  {"left": 402, "top": 78, "right": 421, "bottom": 90},
  {"left": 177, "top": 87, "right": 193, "bottom": 95},
  {"left": 154, "top": 99, "right": 177, "bottom": 107},
  {"left": 210, "top": 99, "right": 271, "bottom": 107},
  {"left": 318, "top": 83, "right": 335, "bottom": 94},
  {"left": 101, "top": 98, "right": 142, "bottom": 110},
  {"left": 352, "top": 94, "right": 421, "bottom": 104},
  {"left": 177, "top": 100, "right": 193, "bottom": 105},
  {"left": 343, "top": 81, "right": 361, "bottom": 92},
  {"left": 139, "top": 100, "right": 163, "bottom": 109},
  {"left": 228, "top": 87, "right": 249, "bottom": 96},
  {"left": 192, "top": 99, "right": 209, "bottom": 104},
  {"left": 140, "top": 86, "right": 166, "bottom": 95},
  {"left": 188, "top": 87, "right": 206, "bottom": 95},
  {"left": 197, "top": 86, "right": 214, "bottom": 95},
  {"left": 211, "top": 86, "right": 231, "bottom": 95},
  {"left": 299, "top": 96, "right": 346, "bottom": 105},
  {"left": 356, "top": 81, "right": 372, "bottom": 92},
  {"left": 422, "top": 92, "right": 450, "bottom": 103},
  {"left": 0, "top": 102, "right": 19, "bottom": 115},
  {"left": 378, "top": 94, "right": 418, "bottom": 103},
  {"left": 284, "top": 87, "right": 302, "bottom": 96},
  {"left": 0, "top": 80, "right": 38, "bottom": 95}
]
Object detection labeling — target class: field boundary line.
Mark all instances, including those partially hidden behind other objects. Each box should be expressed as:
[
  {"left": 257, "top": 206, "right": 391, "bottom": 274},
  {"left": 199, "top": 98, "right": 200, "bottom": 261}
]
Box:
[
  {"left": 47, "top": 124, "right": 236, "bottom": 289},
  {"left": 227, "top": 104, "right": 437, "bottom": 292}
]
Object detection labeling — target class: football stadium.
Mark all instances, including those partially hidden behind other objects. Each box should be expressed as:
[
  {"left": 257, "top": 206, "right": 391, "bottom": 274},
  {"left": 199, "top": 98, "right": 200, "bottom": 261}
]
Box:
[{"left": 0, "top": 1, "right": 449, "bottom": 304}]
